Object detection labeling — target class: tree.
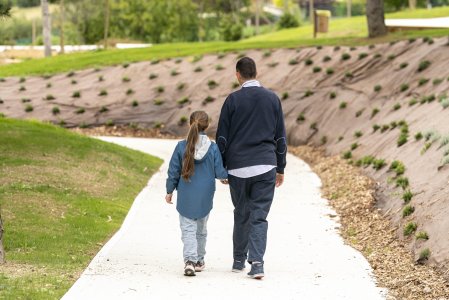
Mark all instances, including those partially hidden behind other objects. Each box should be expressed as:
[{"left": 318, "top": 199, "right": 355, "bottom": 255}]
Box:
[
  {"left": 103, "top": 0, "right": 110, "bottom": 49},
  {"left": 366, "top": 0, "right": 387, "bottom": 38},
  {"left": 0, "top": 2, "right": 11, "bottom": 17},
  {"left": 41, "top": 0, "right": 52, "bottom": 57},
  {"left": 59, "top": 0, "right": 65, "bottom": 53}
]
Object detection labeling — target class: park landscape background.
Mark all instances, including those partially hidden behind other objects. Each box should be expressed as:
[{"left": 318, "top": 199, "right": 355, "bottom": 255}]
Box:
[{"left": 1, "top": 0, "right": 449, "bottom": 299}]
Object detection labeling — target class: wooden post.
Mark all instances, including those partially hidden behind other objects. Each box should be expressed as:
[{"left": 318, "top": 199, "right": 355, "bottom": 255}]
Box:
[
  {"left": 103, "top": 0, "right": 110, "bottom": 50},
  {"left": 60, "top": 0, "right": 65, "bottom": 54},
  {"left": 41, "top": 0, "right": 52, "bottom": 57},
  {"left": 0, "top": 213, "right": 5, "bottom": 264}
]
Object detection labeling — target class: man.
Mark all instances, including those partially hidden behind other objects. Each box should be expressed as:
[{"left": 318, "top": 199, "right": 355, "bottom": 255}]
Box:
[{"left": 216, "top": 57, "right": 287, "bottom": 279}]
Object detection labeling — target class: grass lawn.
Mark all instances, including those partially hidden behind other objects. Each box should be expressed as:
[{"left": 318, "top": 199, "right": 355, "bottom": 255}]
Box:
[
  {"left": 0, "top": 7, "right": 448, "bottom": 77},
  {"left": 0, "top": 118, "right": 162, "bottom": 299}
]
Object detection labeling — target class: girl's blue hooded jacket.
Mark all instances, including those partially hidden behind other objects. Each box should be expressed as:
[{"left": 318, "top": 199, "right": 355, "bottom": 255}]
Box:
[{"left": 166, "top": 134, "right": 228, "bottom": 220}]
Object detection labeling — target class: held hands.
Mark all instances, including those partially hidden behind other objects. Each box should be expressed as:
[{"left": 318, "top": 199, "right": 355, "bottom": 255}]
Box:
[
  {"left": 220, "top": 179, "right": 229, "bottom": 185},
  {"left": 165, "top": 193, "right": 173, "bottom": 204},
  {"left": 275, "top": 173, "right": 284, "bottom": 188}
]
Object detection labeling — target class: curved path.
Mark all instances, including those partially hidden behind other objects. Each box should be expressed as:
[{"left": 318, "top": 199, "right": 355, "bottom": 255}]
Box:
[{"left": 63, "top": 137, "right": 387, "bottom": 300}]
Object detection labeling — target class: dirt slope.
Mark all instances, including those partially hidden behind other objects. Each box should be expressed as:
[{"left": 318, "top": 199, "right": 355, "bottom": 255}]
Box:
[{"left": 1, "top": 37, "right": 449, "bottom": 277}]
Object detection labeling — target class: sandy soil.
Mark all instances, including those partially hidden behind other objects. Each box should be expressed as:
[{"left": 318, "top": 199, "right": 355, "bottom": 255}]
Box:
[{"left": 1, "top": 37, "right": 449, "bottom": 279}]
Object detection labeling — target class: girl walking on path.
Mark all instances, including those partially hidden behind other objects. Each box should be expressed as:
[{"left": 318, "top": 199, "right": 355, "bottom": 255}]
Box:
[{"left": 166, "top": 111, "right": 228, "bottom": 276}]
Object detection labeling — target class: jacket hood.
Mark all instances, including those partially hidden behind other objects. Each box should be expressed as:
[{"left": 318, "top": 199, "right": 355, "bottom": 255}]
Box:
[{"left": 194, "top": 134, "right": 211, "bottom": 161}]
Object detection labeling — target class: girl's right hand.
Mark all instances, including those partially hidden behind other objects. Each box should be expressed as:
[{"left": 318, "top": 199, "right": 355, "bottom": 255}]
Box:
[{"left": 165, "top": 194, "right": 173, "bottom": 204}]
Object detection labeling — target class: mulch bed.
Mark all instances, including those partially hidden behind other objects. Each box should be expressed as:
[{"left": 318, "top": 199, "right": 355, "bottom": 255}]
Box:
[{"left": 291, "top": 146, "right": 449, "bottom": 300}]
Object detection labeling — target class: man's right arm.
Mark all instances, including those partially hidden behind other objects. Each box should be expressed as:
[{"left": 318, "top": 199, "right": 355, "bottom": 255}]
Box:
[{"left": 216, "top": 96, "right": 232, "bottom": 168}]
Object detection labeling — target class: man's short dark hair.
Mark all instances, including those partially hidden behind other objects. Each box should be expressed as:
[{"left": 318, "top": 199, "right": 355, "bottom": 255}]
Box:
[{"left": 236, "top": 57, "right": 257, "bottom": 79}]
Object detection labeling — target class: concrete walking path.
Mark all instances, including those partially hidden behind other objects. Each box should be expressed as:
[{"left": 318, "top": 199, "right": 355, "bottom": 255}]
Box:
[{"left": 62, "top": 137, "right": 387, "bottom": 300}]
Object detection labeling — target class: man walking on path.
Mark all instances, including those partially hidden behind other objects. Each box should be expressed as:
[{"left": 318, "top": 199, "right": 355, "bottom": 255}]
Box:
[{"left": 216, "top": 57, "right": 287, "bottom": 279}]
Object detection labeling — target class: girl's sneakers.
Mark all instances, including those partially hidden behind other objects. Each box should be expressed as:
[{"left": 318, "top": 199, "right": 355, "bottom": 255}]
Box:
[
  {"left": 231, "top": 260, "right": 246, "bottom": 273},
  {"left": 195, "top": 261, "right": 205, "bottom": 272},
  {"left": 247, "top": 262, "right": 264, "bottom": 279},
  {"left": 184, "top": 261, "right": 196, "bottom": 276}
]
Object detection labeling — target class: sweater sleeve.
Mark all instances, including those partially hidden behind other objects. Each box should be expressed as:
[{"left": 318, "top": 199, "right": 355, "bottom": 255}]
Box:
[
  {"left": 275, "top": 99, "right": 287, "bottom": 174},
  {"left": 216, "top": 96, "right": 232, "bottom": 168},
  {"left": 166, "top": 142, "right": 182, "bottom": 194},
  {"left": 213, "top": 144, "right": 228, "bottom": 179}
]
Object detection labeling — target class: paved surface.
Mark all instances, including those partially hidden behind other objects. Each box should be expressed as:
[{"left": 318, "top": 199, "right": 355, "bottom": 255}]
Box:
[
  {"left": 62, "top": 137, "right": 387, "bottom": 300},
  {"left": 385, "top": 17, "right": 449, "bottom": 28}
]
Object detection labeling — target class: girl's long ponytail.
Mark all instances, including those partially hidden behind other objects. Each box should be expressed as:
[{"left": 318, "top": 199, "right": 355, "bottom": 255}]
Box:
[{"left": 182, "top": 121, "right": 199, "bottom": 181}]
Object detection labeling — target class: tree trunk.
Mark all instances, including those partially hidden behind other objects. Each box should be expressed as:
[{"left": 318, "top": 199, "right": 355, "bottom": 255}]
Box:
[
  {"left": 103, "top": 0, "right": 110, "bottom": 50},
  {"left": 309, "top": 0, "right": 314, "bottom": 24},
  {"left": 0, "top": 213, "right": 5, "bottom": 264},
  {"left": 408, "top": 0, "right": 416, "bottom": 9},
  {"left": 255, "top": 0, "right": 260, "bottom": 35},
  {"left": 59, "top": 0, "right": 65, "bottom": 54},
  {"left": 347, "top": 0, "right": 352, "bottom": 17},
  {"left": 41, "top": 0, "right": 52, "bottom": 57},
  {"left": 366, "top": 0, "right": 387, "bottom": 38}
]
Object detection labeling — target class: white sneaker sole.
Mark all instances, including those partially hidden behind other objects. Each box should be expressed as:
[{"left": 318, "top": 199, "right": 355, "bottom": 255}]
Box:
[
  {"left": 232, "top": 268, "right": 245, "bottom": 273},
  {"left": 184, "top": 269, "right": 196, "bottom": 276},
  {"left": 248, "top": 273, "right": 264, "bottom": 279}
]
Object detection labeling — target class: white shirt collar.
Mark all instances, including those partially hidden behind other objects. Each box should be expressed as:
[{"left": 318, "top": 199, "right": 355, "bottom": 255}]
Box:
[{"left": 241, "top": 79, "right": 261, "bottom": 88}]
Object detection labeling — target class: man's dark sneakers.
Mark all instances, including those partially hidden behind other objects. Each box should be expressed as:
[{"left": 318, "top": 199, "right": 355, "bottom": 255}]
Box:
[
  {"left": 184, "top": 261, "right": 196, "bottom": 276},
  {"left": 232, "top": 260, "right": 246, "bottom": 273},
  {"left": 247, "top": 262, "right": 264, "bottom": 279}
]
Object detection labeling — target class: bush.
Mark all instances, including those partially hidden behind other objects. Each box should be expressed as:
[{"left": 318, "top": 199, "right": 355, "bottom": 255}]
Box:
[
  {"left": 149, "top": 73, "right": 158, "bottom": 80},
  {"left": 19, "top": 86, "right": 26, "bottom": 91},
  {"left": 232, "top": 82, "right": 240, "bottom": 89},
  {"left": 304, "top": 90, "right": 314, "bottom": 97},
  {"left": 44, "top": 94, "right": 55, "bottom": 101},
  {"left": 339, "top": 102, "right": 347, "bottom": 109},
  {"left": 216, "top": 64, "right": 224, "bottom": 71},
  {"left": 156, "top": 86, "right": 164, "bottom": 93},
  {"left": 72, "top": 91, "right": 81, "bottom": 98},
  {"left": 153, "top": 99, "right": 163, "bottom": 106},
  {"left": 289, "top": 59, "right": 299, "bottom": 65},
  {"left": 342, "top": 151, "right": 352, "bottom": 160},
  {"left": 24, "top": 104, "right": 33, "bottom": 112},
  {"left": 47, "top": 83, "right": 52, "bottom": 88},
  {"left": 194, "top": 67, "right": 203, "bottom": 73},
  {"left": 98, "top": 75, "right": 104, "bottom": 82},
  {"left": 354, "top": 130, "right": 363, "bottom": 138},
  {"left": 417, "top": 60, "right": 431, "bottom": 72},
  {"left": 208, "top": 80, "right": 218, "bottom": 89},
  {"left": 175, "top": 58, "right": 182, "bottom": 64},
  {"left": 71, "top": 80, "right": 78, "bottom": 85},
  {"left": 441, "top": 98, "right": 449, "bottom": 109},
  {"left": 192, "top": 55, "right": 203, "bottom": 63},
  {"left": 202, "top": 96, "right": 215, "bottom": 105},
  {"left": 372, "top": 124, "right": 380, "bottom": 132},
  {"left": 373, "top": 159, "right": 386, "bottom": 170},
  {"left": 268, "top": 62, "right": 279, "bottom": 68},
  {"left": 350, "top": 143, "right": 358, "bottom": 150},
  {"left": 132, "top": 100, "right": 139, "bottom": 107},
  {"left": 399, "top": 62, "right": 408, "bottom": 69},
  {"left": 67, "top": 71, "right": 75, "bottom": 77},
  {"left": 358, "top": 53, "right": 368, "bottom": 60},
  {"left": 374, "top": 85, "right": 382, "bottom": 92},
  {"left": 178, "top": 116, "right": 188, "bottom": 126},
  {"left": 388, "top": 54, "right": 395, "bottom": 60},
  {"left": 52, "top": 106, "right": 60, "bottom": 115},
  {"left": 393, "top": 103, "right": 401, "bottom": 111},
  {"left": 122, "top": 76, "right": 131, "bottom": 82},
  {"left": 402, "top": 205, "right": 415, "bottom": 217},
  {"left": 433, "top": 78, "right": 443, "bottom": 86},
  {"left": 122, "top": 63, "right": 130, "bottom": 68},
  {"left": 418, "top": 248, "right": 430, "bottom": 261},
  {"left": 220, "top": 16, "right": 243, "bottom": 41},
  {"left": 177, "top": 97, "right": 190, "bottom": 105},
  {"left": 99, "top": 106, "right": 108, "bottom": 113},
  {"left": 282, "top": 92, "right": 289, "bottom": 100},
  {"left": 263, "top": 50, "right": 272, "bottom": 58},
  {"left": 380, "top": 124, "right": 390, "bottom": 133},
  {"left": 313, "top": 66, "right": 322, "bottom": 73},
  {"left": 418, "top": 78, "right": 429, "bottom": 86},
  {"left": 403, "top": 222, "right": 417, "bottom": 236},
  {"left": 296, "top": 113, "right": 305, "bottom": 122},
  {"left": 414, "top": 132, "right": 423, "bottom": 141},
  {"left": 409, "top": 98, "right": 418, "bottom": 106},
  {"left": 177, "top": 83, "right": 186, "bottom": 91},
  {"left": 126, "top": 89, "right": 134, "bottom": 95},
  {"left": 310, "top": 122, "right": 317, "bottom": 130},
  {"left": 304, "top": 59, "right": 313, "bottom": 66},
  {"left": 396, "top": 176, "right": 409, "bottom": 190},
  {"left": 326, "top": 68, "right": 334, "bottom": 75},
  {"left": 355, "top": 109, "right": 364, "bottom": 118},
  {"left": 171, "top": 70, "right": 180, "bottom": 76},
  {"left": 402, "top": 190, "right": 413, "bottom": 203},
  {"left": 321, "top": 136, "right": 328, "bottom": 145},
  {"left": 105, "top": 119, "right": 114, "bottom": 126},
  {"left": 323, "top": 56, "right": 331, "bottom": 62},
  {"left": 345, "top": 72, "right": 354, "bottom": 79},
  {"left": 99, "top": 89, "right": 108, "bottom": 96},
  {"left": 277, "top": 13, "right": 300, "bottom": 29},
  {"left": 371, "top": 108, "right": 380, "bottom": 118},
  {"left": 329, "top": 92, "right": 336, "bottom": 99},
  {"left": 341, "top": 53, "right": 351, "bottom": 61},
  {"left": 416, "top": 231, "right": 429, "bottom": 240},
  {"left": 400, "top": 83, "right": 409, "bottom": 92},
  {"left": 76, "top": 108, "right": 85, "bottom": 114}
]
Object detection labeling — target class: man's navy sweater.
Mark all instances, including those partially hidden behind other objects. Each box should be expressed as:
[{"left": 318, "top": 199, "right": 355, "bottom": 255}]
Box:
[{"left": 216, "top": 86, "right": 287, "bottom": 174}]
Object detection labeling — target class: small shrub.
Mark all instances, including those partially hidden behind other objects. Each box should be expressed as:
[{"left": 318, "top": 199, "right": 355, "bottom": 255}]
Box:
[
  {"left": 72, "top": 91, "right": 81, "bottom": 98},
  {"left": 400, "top": 83, "right": 409, "bottom": 92},
  {"left": 71, "top": 80, "right": 77, "bottom": 85},
  {"left": 417, "top": 60, "right": 431, "bottom": 72},
  {"left": 425, "top": 94, "right": 436, "bottom": 103},
  {"left": 24, "top": 105, "right": 33, "bottom": 112},
  {"left": 369, "top": 44, "right": 376, "bottom": 49},
  {"left": 310, "top": 122, "right": 317, "bottom": 130},
  {"left": 416, "top": 231, "right": 429, "bottom": 240},
  {"left": 153, "top": 122, "right": 163, "bottom": 129},
  {"left": 282, "top": 92, "right": 289, "bottom": 100},
  {"left": 338, "top": 136, "right": 344, "bottom": 142},
  {"left": 304, "top": 90, "right": 314, "bottom": 98},
  {"left": 355, "top": 109, "right": 364, "bottom": 118},
  {"left": 192, "top": 55, "right": 203, "bottom": 63},
  {"left": 175, "top": 58, "right": 182, "bottom": 64},
  {"left": 132, "top": 100, "right": 139, "bottom": 107},
  {"left": 372, "top": 124, "right": 380, "bottom": 132},
  {"left": 433, "top": 78, "right": 443, "bottom": 86},
  {"left": 403, "top": 222, "right": 417, "bottom": 236},
  {"left": 177, "top": 83, "right": 186, "bottom": 91},
  {"left": 151, "top": 59, "right": 160, "bottom": 65},
  {"left": 408, "top": 38, "right": 416, "bottom": 43},
  {"left": 396, "top": 176, "right": 409, "bottom": 190},
  {"left": 208, "top": 80, "right": 218, "bottom": 89},
  {"left": 98, "top": 75, "right": 104, "bottom": 82},
  {"left": 421, "top": 142, "right": 432, "bottom": 154},
  {"left": 350, "top": 143, "right": 358, "bottom": 150},
  {"left": 99, "top": 106, "right": 109, "bottom": 113},
  {"left": 236, "top": 52, "right": 246, "bottom": 59},
  {"left": 371, "top": 108, "right": 380, "bottom": 118},
  {"left": 304, "top": 58, "right": 313, "bottom": 66},
  {"left": 217, "top": 52, "right": 226, "bottom": 59},
  {"left": 67, "top": 71, "right": 75, "bottom": 77},
  {"left": 334, "top": 46, "right": 340, "bottom": 51},
  {"left": 263, "top": 50, "right": 272, "bottom": 58},
  {"left": 122, "top": 63, "right": 130, "bottom": 68},
  {"left": 47, "top": 83, "right": 52, "bottom": 88},
  {"left": 177, "top": 97, "right": 190, "bottom": 105},
  {"left": 105, "top": 119, "right": 114, "bottom": 126},
  {"left": 381, "top": 124, "right": 390, "bottom": 133},
  {"left": 342, "top": 151, "right": 352, "bottom": 159},
  {"left": 402, "top": 190, "right": 413, "bottom": 203},
  {"left": 341, "top": 53, "right": 351, "bottom": 61},
  {"left": 268, "top": 62, "right": 279, "bottom": 68},
  {"left": 202, "top": 96, "right": 215, "bottom": 105},
  {"left": 326, "top": 68, "right": 334, "bottom": 75},
  {"left": 76, "top": 108, "right": 85, "bottom": 114},
  {"left": 330, "top": 92, "right": 337, "bottom": 99},
  {"left": 122, "top": 76, "right": 131, "bottom": 82},
  {"left": 354, "top": 130, "right": 363, "bottom": 138},
  {"left": 126, "top": 89, "right": 134, "bottom": 95},
  {"left": 441, "top": 156, "right": 449, "bottom": 167},
  {"left": 345, "top": 72, "right": 353, "bottom": 79},
  {"left": 350, "top": 47, "right": 357, "bottom": 51},
  {"left": 171, "top": 70, "right": 180, "bottom": 76},
  {"left": 390, "top": 121, "right": 398, "bottom": 129},
  {"left": 316, "top": 46, "right": 323, "bottom": 50},
  {"left": 178, "top": 116, "right": 188, "bottom": 126},
  {"left": 149, "top": 73, "right": 158, "bottom": 80},
  {"left": 360, "top": 155, "right": 375, "bottom": 167},
  {"left": 399, "top": 62, "right": 408, "bottom": 69},
  {"left": 52, "top": 106, "right": 60, "bottom": 115},
  {"left": 79, "top": 122, "right": 88, "bottom": 128},
  {"left": 358, "top": 53, "right": 368, "bottom": 60},
  {"left": 414, "top": 132, "right": 423, "bottom": 141},
  {"left": 418, "top": 248, "right": 430, "bottom": 261},
  {"left": 321, "top": 136, "right": 328, "bottom": 145},
  {"left": 19, "top": 86, "right": 26, "bottom": 91},
  {"left": 156, "top": 86, "right": 165, "bottom": 93},
  {"left": 339, "top": 102, "right": 347, "bottom": 109},
  {"left": 393, "top": 103, "right": 401, "bottom": 111},
  {"left": 387, "top": 54, "right": 395, "bottom": 60},
  {"left": 323, "top": 56, "right": 331, "bottom": 62},
  {"left": 153, "top": 99, "right": 163, "bottom": 106},
  {"left": 313, "top": 66, "right": 322, "bottom": 73},
  {"left": 44, "top": 94, "right": 55, "bottom": 101},
  {"left": 402, "top": 205, "right": 415, "bottom": 217},
  {"left": 418, "top": 78, "right": 429, "bottom": 86},
  {"left": 289, "top": 58, "right": 299, "bottom": 65},
  {"left": 441, "top": 98, "right": 449, "bottom": 109},
  {"left": 374, "top": 53, "right": 382, "bottom": 59},
  {"left": 373, "top": 159, "right": 386, "bottom": 170},
  {"left": 99, "top": 89, "right": 108, "bottom": 96},
  {"left": 194, "top": 66, "right": 203, "bottom": 73},
  {"left": 374, "top": 85, "right": 382, "bottom": 92},
  {"left": 21, "top": 98, "right": 31, "bottom": 103},
  {"left": 409, "top": 98, "right": 418, "bottom": 106},
  {"left": 216, "top": 64, "right": 224, "bottom": 71},
  {"left": 296, "top": 113, "right": 305, "bottom": 122}
]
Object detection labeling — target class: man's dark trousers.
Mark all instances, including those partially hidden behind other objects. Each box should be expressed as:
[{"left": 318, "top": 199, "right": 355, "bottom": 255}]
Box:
[{"left": 228, "top": 168, "right": 276, "bottom": 264}]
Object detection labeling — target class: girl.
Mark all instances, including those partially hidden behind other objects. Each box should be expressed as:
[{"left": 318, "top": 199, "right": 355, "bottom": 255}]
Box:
[{"left": 165, "top": 110, "right": 228, "bottom": 276}]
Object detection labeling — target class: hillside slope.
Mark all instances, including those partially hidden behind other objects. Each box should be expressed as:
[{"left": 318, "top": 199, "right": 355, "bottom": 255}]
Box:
[
  {"left": 0, "top": 119, "right": 162, "bottom": 299},
  {"left": 1, "top": 37, "right": 449, "bottom": 277}
]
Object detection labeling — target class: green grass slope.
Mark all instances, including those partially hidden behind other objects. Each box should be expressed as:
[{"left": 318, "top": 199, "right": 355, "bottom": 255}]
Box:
[
  {"left": 0, "top": 118, "right": 162, "bottom": 299},
  {"left": 0, "top": 7, "right": 448, "bottom": 77}
]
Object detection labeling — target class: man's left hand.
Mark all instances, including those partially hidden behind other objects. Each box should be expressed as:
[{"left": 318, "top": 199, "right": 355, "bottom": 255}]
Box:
[{"left": 275, "top": 173, "right": 284, "bottom": 188}]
